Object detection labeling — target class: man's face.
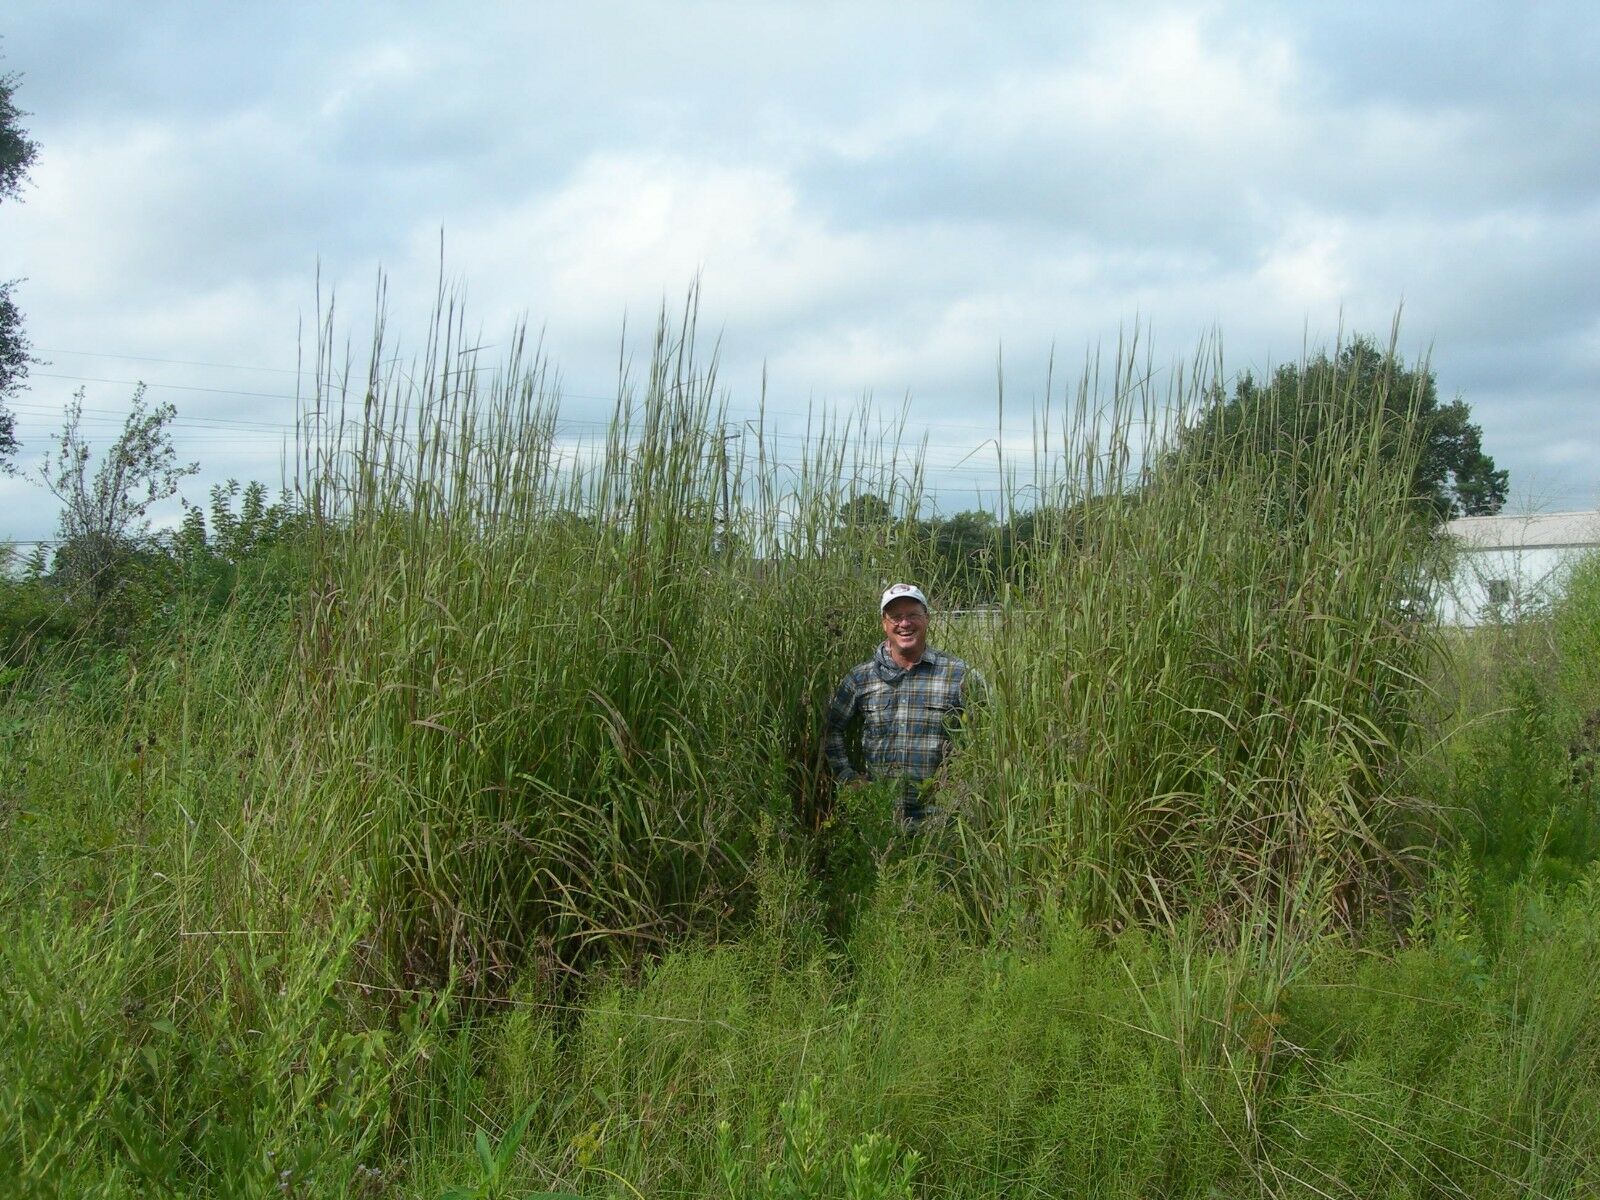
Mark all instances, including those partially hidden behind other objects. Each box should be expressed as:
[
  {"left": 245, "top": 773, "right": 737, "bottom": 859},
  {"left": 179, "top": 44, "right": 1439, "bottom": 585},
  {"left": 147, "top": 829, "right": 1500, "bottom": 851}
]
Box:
[{"left": 881, "top": 597, "right": 929, "bottom": 661}]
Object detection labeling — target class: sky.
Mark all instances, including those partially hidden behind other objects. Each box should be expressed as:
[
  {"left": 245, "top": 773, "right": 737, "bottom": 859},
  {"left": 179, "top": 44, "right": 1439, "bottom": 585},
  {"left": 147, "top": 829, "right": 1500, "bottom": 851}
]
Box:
[{"left": 2, "top": 1, "right": 1596, "bottom": 546}]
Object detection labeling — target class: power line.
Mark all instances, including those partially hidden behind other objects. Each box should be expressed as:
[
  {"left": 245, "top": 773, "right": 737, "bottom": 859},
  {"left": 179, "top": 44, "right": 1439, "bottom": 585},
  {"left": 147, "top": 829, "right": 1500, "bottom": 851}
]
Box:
[
  {"left": 5, "top": 397, "right": 1030, "bottom": 473},
  {"left": 27, "top": 354, "right": 1031, "bottom": 433},
  {"left": 35, "top": 348, "right": 304, "bottom": 375},
  {"left": 7, "top": 400, "right": 297, "bottom": 434}
]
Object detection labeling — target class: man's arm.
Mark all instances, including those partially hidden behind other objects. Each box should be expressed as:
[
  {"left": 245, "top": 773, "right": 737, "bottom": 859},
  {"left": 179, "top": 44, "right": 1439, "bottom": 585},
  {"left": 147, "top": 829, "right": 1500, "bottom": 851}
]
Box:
[{"left": 822, "top": 671, "right": 863, "bottom": 782}]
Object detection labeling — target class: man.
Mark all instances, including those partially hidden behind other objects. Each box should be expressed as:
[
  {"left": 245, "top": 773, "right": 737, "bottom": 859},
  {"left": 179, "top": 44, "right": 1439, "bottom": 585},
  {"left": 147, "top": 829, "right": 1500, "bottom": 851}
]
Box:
[{"left": 823, "top": 583, "right": 984, "bottom": 828}]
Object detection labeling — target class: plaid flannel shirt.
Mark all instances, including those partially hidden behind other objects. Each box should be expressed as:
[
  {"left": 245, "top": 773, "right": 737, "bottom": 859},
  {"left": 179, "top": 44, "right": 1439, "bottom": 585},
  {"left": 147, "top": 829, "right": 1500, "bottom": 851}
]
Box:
[{"left": 823, "top": 642, "right": 983, "bottom": 820}]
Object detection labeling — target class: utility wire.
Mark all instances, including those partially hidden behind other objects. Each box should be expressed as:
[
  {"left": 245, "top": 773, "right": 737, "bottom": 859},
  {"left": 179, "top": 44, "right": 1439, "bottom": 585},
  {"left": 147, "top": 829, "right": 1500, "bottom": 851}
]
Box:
[
  {"left": 36, "top": 348, "right": 304, "bottom": 375},
  {"left": 5, "top": 401, "right": 1027, "bottom": 474},
  {"left": 28, "top": 355, "right": 1030, "bottom": 432}
]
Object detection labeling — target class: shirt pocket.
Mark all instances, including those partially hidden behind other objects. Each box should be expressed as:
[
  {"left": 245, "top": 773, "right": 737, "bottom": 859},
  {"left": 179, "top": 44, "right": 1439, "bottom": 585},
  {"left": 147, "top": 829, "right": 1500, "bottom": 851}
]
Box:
[
  {"left": 917, "top": 699, "right": 958, "bottom": 733},
  {"left": 862, "top": 695, "right": 893, "bottom": 730}
]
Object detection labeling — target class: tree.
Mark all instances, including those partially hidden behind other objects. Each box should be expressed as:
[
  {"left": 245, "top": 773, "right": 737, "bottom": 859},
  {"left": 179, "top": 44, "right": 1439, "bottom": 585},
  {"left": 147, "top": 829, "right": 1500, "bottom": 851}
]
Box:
[
  {"left": 41, "top": 386, "right": 199, "bottom": 613},
  {"left": 1, "top": 56, "right": 41, "bottom": 474},
  {"left": 836, "top": 492, "right": 894, "bottom": 529},
  {"left": 919, "top": 509, "right": 1002, "bottom": 604},
  {"left": 173, "top": 479, "right": 310, "bottom": 613},
  {"left": 1187, "top": 336, "right": 1507, "bottom": 522}
]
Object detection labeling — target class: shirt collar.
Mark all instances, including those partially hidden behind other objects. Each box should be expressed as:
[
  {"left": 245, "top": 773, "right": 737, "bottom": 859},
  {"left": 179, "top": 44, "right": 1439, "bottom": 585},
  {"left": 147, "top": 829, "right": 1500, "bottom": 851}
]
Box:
[{"left": 874, "top": 641, "right": 942, "bottom": 677}]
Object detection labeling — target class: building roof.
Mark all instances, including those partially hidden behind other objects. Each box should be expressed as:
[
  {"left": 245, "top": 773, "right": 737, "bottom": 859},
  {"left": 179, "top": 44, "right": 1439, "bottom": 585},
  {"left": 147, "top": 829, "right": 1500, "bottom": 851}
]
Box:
[{"left": 1446, "top": 510, "right": 1600, "bottom": 551}]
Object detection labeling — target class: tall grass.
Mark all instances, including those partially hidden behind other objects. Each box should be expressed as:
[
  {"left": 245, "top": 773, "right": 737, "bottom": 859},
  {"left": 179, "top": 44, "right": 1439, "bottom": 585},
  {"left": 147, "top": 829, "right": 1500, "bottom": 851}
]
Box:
[
  {"left": 945, "top": 331, "right": 1443, "bottom": 932},
  {"left": 295, "top": 290, "right": 931, "bottom": 989},
  {"left": 290, "top": 293, "right": 1441, "bottom": 988},
  {"left": 10, "top": 283, "right": 1565, "bottom": 1197}
]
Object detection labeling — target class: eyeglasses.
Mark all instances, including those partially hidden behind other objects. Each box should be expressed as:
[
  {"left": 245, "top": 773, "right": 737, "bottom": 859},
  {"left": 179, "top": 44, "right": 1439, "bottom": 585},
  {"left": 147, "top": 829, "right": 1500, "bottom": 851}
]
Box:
[{"left": 882, "top": 609, "right": 927, "bottom": 625}]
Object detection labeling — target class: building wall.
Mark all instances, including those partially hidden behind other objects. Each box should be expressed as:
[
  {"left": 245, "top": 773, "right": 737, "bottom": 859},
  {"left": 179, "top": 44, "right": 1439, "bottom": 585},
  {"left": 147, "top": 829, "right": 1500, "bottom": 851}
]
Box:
[{"left": 1440, "top": 546, "right": 1595, "bottom": 627}]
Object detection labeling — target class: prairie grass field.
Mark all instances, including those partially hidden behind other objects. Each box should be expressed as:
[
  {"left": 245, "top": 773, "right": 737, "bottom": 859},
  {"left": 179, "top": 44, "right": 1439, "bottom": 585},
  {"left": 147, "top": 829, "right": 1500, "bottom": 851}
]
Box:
[{"left": 3, "top": 298, "right": 1599, "bottom": 1197}]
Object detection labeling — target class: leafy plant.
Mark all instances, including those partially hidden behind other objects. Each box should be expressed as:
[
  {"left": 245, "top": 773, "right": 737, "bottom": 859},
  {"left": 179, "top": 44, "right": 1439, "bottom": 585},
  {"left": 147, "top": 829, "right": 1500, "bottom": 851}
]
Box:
[
  {"left": 715, "top": 1078, "right": 920, "bottom": 1200},
  {"left": 39, "top": 384, "right": 198, "bottom": 627},
  {"left": 437, "top": 1104, "right": 580, "bottom": 1200}
]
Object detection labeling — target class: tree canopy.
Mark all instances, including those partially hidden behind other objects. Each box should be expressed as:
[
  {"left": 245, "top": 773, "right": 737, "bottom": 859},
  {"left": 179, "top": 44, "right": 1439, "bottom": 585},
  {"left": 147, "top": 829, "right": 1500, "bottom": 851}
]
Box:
[
  {"left": 1, "top": 57, "right": 40, "bottom": 473},
  {"left": 1186, "top": 336, "right": 1507, "bottom": 522},
  {"left": 0, "top": 65, "right": 38, "bottom": 204}
]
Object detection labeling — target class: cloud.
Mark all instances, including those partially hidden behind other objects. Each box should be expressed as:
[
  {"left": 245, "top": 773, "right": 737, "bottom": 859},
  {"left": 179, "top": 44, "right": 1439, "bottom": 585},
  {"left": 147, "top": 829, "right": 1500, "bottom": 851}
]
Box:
[
  {"left": 436, "top": 153, "right": 866, "bottom": 326},
  {"left": 1, "top": 0, "right": 1597, "bottom": 544}
]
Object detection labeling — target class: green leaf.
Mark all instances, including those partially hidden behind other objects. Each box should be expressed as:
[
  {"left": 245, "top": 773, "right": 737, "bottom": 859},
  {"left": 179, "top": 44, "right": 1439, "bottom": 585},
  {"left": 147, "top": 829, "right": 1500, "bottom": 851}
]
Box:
[
  {"left": 475, "top": 1127, "right": 495, "bottom": 1174},
  {"left": 496, "top": 1101, "right": 540, "bottom": 1169}
]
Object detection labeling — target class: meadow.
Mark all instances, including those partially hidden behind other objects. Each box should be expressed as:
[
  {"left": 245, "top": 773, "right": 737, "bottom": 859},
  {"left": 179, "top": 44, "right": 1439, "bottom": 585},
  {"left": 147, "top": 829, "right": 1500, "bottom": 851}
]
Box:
[{"left": 2, "top": 298, "right": 1598, "bottom": 1198}]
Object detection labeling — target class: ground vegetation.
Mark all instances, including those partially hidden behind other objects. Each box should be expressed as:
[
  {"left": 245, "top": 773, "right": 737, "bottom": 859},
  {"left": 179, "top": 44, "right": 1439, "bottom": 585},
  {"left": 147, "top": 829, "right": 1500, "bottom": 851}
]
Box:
[{"left": 2, "top": 297, "right": 1593, "bottom": 1198}]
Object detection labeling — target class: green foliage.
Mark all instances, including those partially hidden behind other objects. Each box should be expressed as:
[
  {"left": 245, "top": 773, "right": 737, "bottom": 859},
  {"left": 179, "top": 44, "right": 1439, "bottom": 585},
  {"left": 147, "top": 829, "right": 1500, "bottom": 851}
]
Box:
[
  {"left": 0, "top": 870, "right": 449, "bottom": 1198},
  {"left": 1433, "top": 553, "right": 1600, "bottom": 896},
  {"left": 1185, "top": 333, "right": 1508, "bottom": 521},
  {"left": 1552, "top": 553, "right": 1600, "bottom": 717},
  {"left": 813, "top": 779, "right": 904, "bottom": 938},
  {"left": 40, "top": 385, "right": 200, "bottom": 632},
  {"left": 917, "top": 508, "right": 1003, "bottom": 605},
  {"left": 449, "top": 867, "right": 1600, "bottom": 1198},
  {"left": 2, "top": 293, "right": 1589, "bottom": 1196},
  {"left": 435, "top": 1105, "right": 577, "bottom": 1199},
  {"left": 0, "top": 613, "right": 453, "bottom": 1198},
  {"left": 0, "top": 59, "right": 38, "bottom": 204},
  {"left": 0, "top": 562, "right": 77, "bottom": 665},
  {"left": 172, "top": 479, "right": 311, "bottom": 616},
  {"left": 716, "top": 1078, "right": 921, "bottom": 1200},
  {"left": 8, "top": 461, "right": 303, "bottom": 667},
  {"left": 1, "top": 54, "right": 39, "bottom": 461},
  {"left": 0, "top": 280, "right": 25, "bottom": 467}
]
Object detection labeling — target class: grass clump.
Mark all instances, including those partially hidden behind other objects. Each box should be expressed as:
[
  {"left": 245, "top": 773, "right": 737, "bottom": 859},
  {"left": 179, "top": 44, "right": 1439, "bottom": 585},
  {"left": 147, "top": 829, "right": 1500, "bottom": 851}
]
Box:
[
  {"left": 6, "top": 282, "right": 1599, "bottom": 1195},
  {"left": 945, "top": 333, "right": 1442, "bottom": 933},
  {"left": 297, "top": 299, "right": 929, "bottom": 992}
]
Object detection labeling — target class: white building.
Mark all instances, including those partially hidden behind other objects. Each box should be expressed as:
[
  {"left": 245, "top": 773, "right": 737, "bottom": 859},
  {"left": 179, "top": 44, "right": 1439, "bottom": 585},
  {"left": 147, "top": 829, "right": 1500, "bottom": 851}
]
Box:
[{"left": 1440, "top": 510, "right": 1600, "bottom": 627}]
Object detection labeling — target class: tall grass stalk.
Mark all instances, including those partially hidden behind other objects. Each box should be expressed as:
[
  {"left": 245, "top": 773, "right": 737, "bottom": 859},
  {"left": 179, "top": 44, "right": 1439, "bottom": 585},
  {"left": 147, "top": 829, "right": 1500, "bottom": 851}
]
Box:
[
  {"left": 287, "top": 286, "right": 1440, "bottom": 989},
  {"left": 946, "top": 327, "right": 1441, "bottom": 932},
  {"left": 295, "top": 286, "right": 928, "bottom": 990}
]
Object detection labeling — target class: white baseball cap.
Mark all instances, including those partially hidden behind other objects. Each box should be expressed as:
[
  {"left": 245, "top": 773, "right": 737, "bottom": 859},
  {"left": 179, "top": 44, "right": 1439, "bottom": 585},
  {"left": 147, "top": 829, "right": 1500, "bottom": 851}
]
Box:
[{"left": 880, "top": 583, "right": 929, "bottom": 613}]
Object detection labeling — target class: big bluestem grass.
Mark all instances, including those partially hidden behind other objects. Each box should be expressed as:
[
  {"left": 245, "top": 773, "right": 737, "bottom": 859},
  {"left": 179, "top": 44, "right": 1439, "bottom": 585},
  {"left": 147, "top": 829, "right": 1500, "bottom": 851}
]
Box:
[
  {"left": 940, "top": 329, "right": 1443, "bottom": 935},
  {"left": 292, "top": 291, "right": 1443, "bottom": 990},
  {"left": 11, "top": 281, "right": 1592, "bottom": 1197},
  {"left": 295, "top": 289, "right": 931, "bottom": 991}
]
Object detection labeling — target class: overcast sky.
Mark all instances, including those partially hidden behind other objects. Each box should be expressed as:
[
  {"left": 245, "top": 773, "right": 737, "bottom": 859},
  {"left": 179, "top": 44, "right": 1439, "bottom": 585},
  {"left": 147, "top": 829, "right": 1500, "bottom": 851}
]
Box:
[{"left": 2, "top": 2, "right": 1596, "bottom": 544}]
